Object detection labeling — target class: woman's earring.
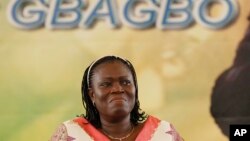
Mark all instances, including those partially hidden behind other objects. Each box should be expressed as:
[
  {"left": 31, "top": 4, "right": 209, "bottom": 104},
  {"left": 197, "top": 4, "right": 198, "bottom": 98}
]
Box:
[{"left": 93, "top": 101, "right": 95, "bottom": 107}]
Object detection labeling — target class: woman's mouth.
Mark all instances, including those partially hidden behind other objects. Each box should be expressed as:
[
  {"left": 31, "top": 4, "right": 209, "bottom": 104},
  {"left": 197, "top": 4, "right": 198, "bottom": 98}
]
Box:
[{"left": 109, "top": 97, "right": 127, "bottom": 103}]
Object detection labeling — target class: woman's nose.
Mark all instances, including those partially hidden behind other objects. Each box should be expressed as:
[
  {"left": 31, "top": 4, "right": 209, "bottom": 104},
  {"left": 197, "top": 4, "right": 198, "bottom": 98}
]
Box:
[{"left": 111, "top": 82, "right": 124, "bottom": 93}]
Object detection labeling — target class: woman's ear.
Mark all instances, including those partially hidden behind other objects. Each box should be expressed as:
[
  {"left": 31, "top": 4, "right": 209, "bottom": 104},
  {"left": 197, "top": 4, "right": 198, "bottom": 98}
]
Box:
[{"left": 88, "top": 88, "right": 95, "bottom": 101}]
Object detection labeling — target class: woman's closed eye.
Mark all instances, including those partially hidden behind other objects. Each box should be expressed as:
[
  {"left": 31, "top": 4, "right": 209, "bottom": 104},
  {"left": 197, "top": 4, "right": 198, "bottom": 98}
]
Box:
[
  {"left": 121, "top": 80, "right": 131, "bottom": 85},
  {"left": 100, "top": 82, "right": 112, "bottom": 87}
]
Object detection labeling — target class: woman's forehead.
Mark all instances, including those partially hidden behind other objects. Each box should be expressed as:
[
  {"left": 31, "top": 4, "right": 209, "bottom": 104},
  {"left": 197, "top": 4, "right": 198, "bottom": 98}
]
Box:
[
  {"left": 94, "top": 60, "right": 128, "bottom": 69},
  {"left": 92, "top": 61, "right": 132, "bottom": 76}
]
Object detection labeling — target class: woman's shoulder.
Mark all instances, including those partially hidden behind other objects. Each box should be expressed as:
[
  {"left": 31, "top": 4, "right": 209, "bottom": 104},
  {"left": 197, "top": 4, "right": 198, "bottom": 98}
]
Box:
[
  {"left": 63, "top": 116, "right": 88, "bottom": 125},
  {"left": 49, "top": 124, "right": 68, "bottom": 141},
  {"left": 146, "top": 115, "right": 176, "bottom": 127},
  {"left": 144, "top": 115, "right": 173, "bottom": 128},
  {"left": 50, "top": 118, "right": 80, "bottom": 141},
  {"left": 146, "top": 115, "right": 184, "bottom": 141},
  {"left": 50, "top": 117, "right": 90, "bottom": 141},
  {"left": 62, "top": 116, "right": 91, "bottom": 133}
]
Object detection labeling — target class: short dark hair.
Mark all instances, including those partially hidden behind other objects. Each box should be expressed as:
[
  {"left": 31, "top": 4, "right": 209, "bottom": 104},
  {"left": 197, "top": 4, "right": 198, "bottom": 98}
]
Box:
[{"left": 81, "top": 56, "right": 147, "bottom": 128}]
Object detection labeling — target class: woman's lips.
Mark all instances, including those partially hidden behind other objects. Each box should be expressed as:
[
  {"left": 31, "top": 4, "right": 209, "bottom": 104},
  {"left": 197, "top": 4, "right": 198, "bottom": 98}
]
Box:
[{"left": 109, "top": 97, "right": 127, "bottom": 103}]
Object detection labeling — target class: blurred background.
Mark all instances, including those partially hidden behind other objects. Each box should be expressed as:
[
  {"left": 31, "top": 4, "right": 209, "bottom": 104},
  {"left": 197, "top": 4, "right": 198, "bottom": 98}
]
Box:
[{"left": 0, "top": 0, "right": 249, "bottom": 141}]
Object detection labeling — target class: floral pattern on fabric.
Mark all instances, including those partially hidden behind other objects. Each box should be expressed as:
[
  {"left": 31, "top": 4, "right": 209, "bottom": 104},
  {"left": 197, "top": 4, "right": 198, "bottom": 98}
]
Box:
[
  {"left": 166, "top": 124, "right": 183, "bottom": 141},
  {"left": 50, "top": 124, "right": 76, "bottom": 141}
]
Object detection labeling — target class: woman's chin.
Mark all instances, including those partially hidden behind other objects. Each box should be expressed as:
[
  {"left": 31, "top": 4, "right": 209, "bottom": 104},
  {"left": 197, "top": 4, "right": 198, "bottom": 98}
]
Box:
[{"left": 109, "top": 108, "right": 130, "bottom": 119}]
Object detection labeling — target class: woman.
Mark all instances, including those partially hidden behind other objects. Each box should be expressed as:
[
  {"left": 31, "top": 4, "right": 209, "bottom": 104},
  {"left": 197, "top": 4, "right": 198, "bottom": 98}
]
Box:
[{"left": 50, "top": 55, "right": 183, "bottom": 141}]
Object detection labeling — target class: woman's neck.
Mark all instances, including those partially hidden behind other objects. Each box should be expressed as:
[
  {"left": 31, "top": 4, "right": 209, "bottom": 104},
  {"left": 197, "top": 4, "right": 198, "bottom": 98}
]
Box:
[{"left": 100, "top": 114, "right": 133, "bottom": 137}]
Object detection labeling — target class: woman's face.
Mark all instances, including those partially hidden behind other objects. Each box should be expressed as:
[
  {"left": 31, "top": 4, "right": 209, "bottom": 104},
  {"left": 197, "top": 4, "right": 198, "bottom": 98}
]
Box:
[{"left": 89, "top": 61, "right": 136, "bottom": 121}]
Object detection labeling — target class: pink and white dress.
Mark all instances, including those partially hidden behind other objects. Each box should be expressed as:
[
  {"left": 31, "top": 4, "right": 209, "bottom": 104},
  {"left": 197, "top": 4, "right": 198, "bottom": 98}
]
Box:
[{"left": 50, "top": 115, "right": 184, "bottom": 141}]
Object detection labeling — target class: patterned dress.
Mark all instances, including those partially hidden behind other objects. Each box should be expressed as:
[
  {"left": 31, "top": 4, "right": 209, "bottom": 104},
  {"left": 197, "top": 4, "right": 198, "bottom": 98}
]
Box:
[{"left": 50, "top": 116, "right": 184, "bottom": 141}]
